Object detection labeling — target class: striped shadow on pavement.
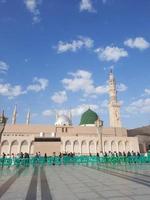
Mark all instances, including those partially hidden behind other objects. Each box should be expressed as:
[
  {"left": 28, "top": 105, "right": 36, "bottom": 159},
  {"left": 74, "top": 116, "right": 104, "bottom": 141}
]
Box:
[
  {"left": 40, "top": 166, "right": 53, "bottom": 200},
  {"left": 25, "top": 166, "right": 53, "bottom": 200},
  {"left": 25, "top": 166, "right": 39, "bottom": 200},
  {"left": 0, "top": 167, "right": 25, "bottom": 198}
]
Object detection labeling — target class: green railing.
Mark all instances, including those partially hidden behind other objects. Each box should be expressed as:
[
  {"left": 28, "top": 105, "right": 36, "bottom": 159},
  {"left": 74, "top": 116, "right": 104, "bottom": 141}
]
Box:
[{"left": 0, "top": 154, "right": 150, "bottom": 167}]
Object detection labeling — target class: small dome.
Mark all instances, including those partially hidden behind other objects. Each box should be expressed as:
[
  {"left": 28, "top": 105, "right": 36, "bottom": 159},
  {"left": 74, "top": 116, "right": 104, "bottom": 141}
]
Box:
[
  {"left": 80, "top": 108, "right": 98, "bottom": 126},
  {"left": 55, "top": 114, "right": 71, "bottom": 126}
]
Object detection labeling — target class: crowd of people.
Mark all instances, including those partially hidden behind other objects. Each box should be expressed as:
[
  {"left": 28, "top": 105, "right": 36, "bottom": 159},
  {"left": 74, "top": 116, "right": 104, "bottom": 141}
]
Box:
[
  {"left": 0, "top": 150, "right": 149, "bottom": 167},
  {"left": 1, "top": 150, "right": 149, "bottom": 160}
]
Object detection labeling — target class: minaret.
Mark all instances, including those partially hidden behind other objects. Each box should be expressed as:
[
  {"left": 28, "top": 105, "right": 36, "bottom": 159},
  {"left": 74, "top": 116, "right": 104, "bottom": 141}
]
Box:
[
  {"left": 56, "top": 111, "right": 59, "bottom": 121},
  {"left": 68, "top": 110, "right": 72, "bottom": 125},
  {"left": 26, "top": 109, "right": 31, "bottom": 125},
  {"left": 12, "top": 105, "right": 17, "bottom": 124},
  {"left": 108, "top": 70, "right": 122, "bottom": 127}
]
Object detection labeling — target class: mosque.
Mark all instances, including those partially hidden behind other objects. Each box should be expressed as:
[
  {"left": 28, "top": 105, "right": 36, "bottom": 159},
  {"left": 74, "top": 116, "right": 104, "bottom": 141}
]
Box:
[{"left": 0, "top": 71, "right": 141, "bottom": 156}]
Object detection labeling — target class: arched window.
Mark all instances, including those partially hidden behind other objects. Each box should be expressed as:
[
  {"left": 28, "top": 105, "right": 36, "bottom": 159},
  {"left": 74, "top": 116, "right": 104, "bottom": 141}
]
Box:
[
  {"left": 139, "top": 143, "right": 145, "bottom": 153},
  {"left": 96, "top": 141, "right": 99, "bottom": 152},
  {"left": 29, "top": 141, "right": 34, "bottom": 155},
  {"left": 20, "top": 140, "right": 28, "bottom": 153},
  {"left": 104, "top": 141, "right": 110, "bottom": 153},
  {"left": 111, "top": 141, "right": 117, "bottom": 152},
  {"left": 89, "top": 140, "right": 95, "bottom": 154},
  {"left": 81, "top": 140, "right": 87, "bottom": 155},
  {"left": 10, "top": 140, "right": 19, "bottom": 155},
  {"left": 1, "top": 140, "right": 9, "bottom": 154},
  {"left": 73, "top": 140, "right": 79, "bottom": 154},
  {"left": 65, "top": 140, "right": 71, "bottom": 153},
  {"left": 118, "top": 141, "right": 124, "bottom": 152}
]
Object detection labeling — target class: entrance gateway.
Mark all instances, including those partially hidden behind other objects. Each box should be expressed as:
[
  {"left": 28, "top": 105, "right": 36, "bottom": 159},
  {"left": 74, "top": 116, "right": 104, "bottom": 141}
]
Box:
[{"left": 34, "top": 137, "right": 61, "bottom": 155}]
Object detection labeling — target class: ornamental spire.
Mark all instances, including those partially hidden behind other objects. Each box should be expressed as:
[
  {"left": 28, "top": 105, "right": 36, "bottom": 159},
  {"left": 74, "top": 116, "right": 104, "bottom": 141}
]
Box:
[
  {"left": 12, "top": 105, "right": 17, "bottom": 124},
  {"left": 68, "top": 109, "right": 72, "bottom": 125},
  {"left": 26, "top": 109, "right": 31, "bottom": 125}
]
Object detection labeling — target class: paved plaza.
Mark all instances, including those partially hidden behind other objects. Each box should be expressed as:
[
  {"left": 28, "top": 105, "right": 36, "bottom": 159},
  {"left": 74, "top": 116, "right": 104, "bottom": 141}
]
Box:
[{"left": 0, "top": 164, "right": 150, "bottom": 200}]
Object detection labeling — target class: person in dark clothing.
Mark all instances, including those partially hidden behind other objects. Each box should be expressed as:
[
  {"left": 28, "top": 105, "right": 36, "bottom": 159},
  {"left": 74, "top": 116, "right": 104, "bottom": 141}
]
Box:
[
  {"left": 127, "top": 151, "right": 131, "bottom": 157},
  {"left": 2, "top": 152, "right": 6, "bottom": 167},
  {"left": 44, "top": 153, "right": 47, "bottom": 163},
  {"left": 20, "top": 152, "right": 23, "bottom": 159},
  {"left": 52, "top": 152, "right": 56, "bottom": 165}
]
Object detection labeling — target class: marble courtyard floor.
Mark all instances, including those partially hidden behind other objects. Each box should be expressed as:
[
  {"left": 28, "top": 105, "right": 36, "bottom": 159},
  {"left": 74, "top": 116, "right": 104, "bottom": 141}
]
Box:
[{"left": 0, "top": 164, "right": 150, "bottom": 200}]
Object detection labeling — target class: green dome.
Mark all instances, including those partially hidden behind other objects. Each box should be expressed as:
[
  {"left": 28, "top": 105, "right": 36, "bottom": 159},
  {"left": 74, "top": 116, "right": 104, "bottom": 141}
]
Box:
[{"left": 80, "top": 108, "right": 98, "bottom": 125}]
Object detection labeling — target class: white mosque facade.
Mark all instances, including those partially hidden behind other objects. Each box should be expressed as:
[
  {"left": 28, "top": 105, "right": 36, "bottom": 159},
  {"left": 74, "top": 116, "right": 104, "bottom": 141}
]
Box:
[{"left": 0, "top": 71, "right": 140, "bottom": 156}]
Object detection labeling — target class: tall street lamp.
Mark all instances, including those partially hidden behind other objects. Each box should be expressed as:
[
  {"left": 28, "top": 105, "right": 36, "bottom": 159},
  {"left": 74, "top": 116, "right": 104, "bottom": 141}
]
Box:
[{"left": 95, "top": 118, "right": 103, "bottom": 153}]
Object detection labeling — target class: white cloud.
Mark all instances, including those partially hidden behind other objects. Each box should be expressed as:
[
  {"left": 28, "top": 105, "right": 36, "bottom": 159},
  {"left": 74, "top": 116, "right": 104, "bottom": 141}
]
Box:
[
  {"left": 51, "top": 91, "right": 68, "bottom": 104},
  {"left": 126, "top": 98, "right": 150, "bottom": 114},
  {"left": 27, "top": 77, "right": 48, "bottom": 92},
  {"left": 42, "top": 110, "right": 54, "bottom": 117},
  {"left": 117, "top": 83, "right": 128, "bottom": 92},
  {"left": 55, "top": 36, "right": 94, "bottom": 53},
  {"left": 95, "top": 46, "right": 128, "bottom": 62},
  {"left": 62, "top": 69, "right": 108, "bottom": 97},
  {"left": 124, "top": 37, "right": 150, "bottom": 50},
  {"left": 24, "top": 0, "right": 42, "bottom": 23},
  {"left": 0, "top": 76, "right": 48, "bottom": 99},
  {"left": 71, "top": 104, "right": 98, "bottom": 116},
  {"left": 80, "top": 0, "right": 96, "bottom": 13},
  {"left": 42, "top": 104, "right": 99, "bottom": 118},
  {"left": 0, "top": 83, "right": 25, "bottom": 99},
  {"left": 145, "top": 88, "right": 150, "bottom": 95},
  {"left": 0, "top": 61, "right": 9, "bottom": 73}
]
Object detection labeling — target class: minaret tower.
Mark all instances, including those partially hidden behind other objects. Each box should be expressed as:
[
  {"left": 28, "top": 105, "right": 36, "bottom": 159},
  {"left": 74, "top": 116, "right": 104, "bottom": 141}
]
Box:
[
  {"left": 26, "top": 109, "right": 31, "bottom": 125},
  {"left": 68, "top": 109, "right": 72, "bottom": 125},
  {"left": 12, "top": 105, "right": 17, "bottom": 124},
  {"left": 56, "top": 111, "right": 59, "bottom": 121},
  {"left": 108, "top": 70, "right": 122, "bottom": 127}
]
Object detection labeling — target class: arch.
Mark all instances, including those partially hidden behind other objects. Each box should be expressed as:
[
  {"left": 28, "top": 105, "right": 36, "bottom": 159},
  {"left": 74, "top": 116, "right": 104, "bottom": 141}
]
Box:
[
  {"left": 10, "top": 140, "right": 19, "bottom": 155},
  {"left": 20, "top": 140, "right": 28, "bottom": 153},
  {"left": 139, "top": 143, "right": 145, "bottom": 153},
  {"left": 65, "top": 140, "right": 72, "bottom": 153},
  {"left": 111, "top": 141, "right": 117, "bottom": 152},
  {"left": 1, "top": 140, "right": 9, "bottom": 154},
  {"left": 96, "top": 141, "right": 99, "bottom": 153},
  {"left": 125, "top": 141, "right": 130, "bottom": 152},
  {"left": 147, "top": 144, "right": 150, "bottom": 151},
  {"left": 118, "top": 141, "right": 124, "bottom": 153},
  {"left": 29, "top": 141, "right": 34, "bottom": 155},
  {"left": 81, "top": 140, "right": 87, "bottom": 155},
  {"left": 89, "top": 140, "right": 95, "bottom": 154},
  {"left": 73, "top": 140, "right": 79, "bottom": 154},
  {"left": 104, "top": 141, "right": 110, "bottom": 153}
]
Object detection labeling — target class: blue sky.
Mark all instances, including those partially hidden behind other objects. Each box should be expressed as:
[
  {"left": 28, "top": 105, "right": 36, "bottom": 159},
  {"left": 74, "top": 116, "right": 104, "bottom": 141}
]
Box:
[{"left": 0, "top": 0, "right": 150, "bottom": 128}]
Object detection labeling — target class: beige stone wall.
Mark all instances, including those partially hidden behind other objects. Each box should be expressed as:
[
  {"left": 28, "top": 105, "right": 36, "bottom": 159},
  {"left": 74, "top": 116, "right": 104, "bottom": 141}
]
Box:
[
  {"left": 61, "top": 135, "right": 139, "bottom": 155},
  {"left": 34, "top": 141, "right": 61, "bottom": 156},
  {"left": 0, "top": 124, "right": 139, "bottom": 155},
  {"left": 136, "top": 135, "right": 150, "bottom": 153},
  {"left": 0, "top": 132, "right": 35, "bottom": 155}
]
